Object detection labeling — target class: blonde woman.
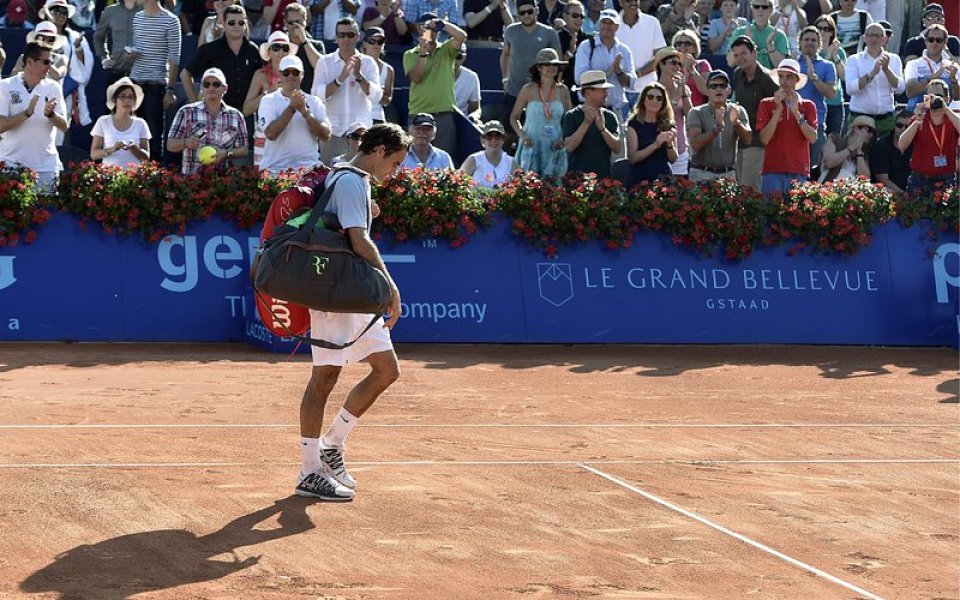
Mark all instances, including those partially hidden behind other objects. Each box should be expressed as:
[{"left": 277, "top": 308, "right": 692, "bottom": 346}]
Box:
[
  {"left": 672, "top": 29, "right": 710, "bottom": 106},
  {"left": 90, "top": 77, "right": 152, "bottom": 167}
]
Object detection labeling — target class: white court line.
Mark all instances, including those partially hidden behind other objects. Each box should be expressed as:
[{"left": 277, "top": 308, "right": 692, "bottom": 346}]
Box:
[
  {"left": 579, "top": 464, "right": 886, "bottom": 600},
  {"left": 0, "top": 458, "right": 956, "bottom": 469},
  {"left": 0, "top": 422, "right": 951, "bottom": 430}
]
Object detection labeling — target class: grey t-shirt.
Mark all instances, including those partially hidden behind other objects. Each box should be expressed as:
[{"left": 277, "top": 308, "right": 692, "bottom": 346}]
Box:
[
  {"left": 686, "top": 103, "right": 749, "bottom": 169},
  {"left": 325, "top": 169, "right": 372, "bottom": 230},
  {"left": 503, "top": 23, "right": 561, "bottom": 97}
]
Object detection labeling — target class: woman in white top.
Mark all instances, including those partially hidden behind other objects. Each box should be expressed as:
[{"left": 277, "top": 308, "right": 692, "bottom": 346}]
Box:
[
  {"left": 359, "top": 27, "right": 394, "bottom": 123},
  {"left": 90, "top": 77, "right": 152, "bottom": 167},
  {"left": 461, "top": 121, "right": 516, "bottom": 189}
]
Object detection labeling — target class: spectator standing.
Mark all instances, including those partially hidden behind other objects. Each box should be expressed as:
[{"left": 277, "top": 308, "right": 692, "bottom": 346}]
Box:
[
  {"left": 728, "top": 0, "right": 789, "bottom": 69},
  {"left": 708, "top": 0, "right": 748, "bottom": 54},
  {"left": 538, "top": 0, "right": 565, "bottom": 27},
  {"left": 616, "top": 0, "right": 666, "bottom": 110},
  {"left": 673, "top": 29, "right": 709, "bottom": 106},
  {"left": 402, "top": 14, "right": 466, "bottom": 155},
  {"left": 693, "top": 0, "right": 715, "bottom": 48},
  {"left": 868, "top": 109, "right": 912, "bottom": 196},
  {"left": 562, "top": 69, "right": 622, "bottom": 176},
  {"left": 461, "top": 120, "right": 517, "bottom": 187},
  {"left": 510, "top": 48, "right": 572, "bottom": 177},
  {"left": 829, "top": 0, "right": 871, "bottom": 57},
  {"left": 796, "top": 25, "right": 837, "bottom": 178},
  {"left": 129, "top": 0, "right": 182, "bottom": 161},
  {"left": 453, "top": 48, "right": 481, "bottom": 121},
  {"left": 856, "top": 0, "right": 886, "bottom": 24},
  {"left": 772, "top": 0, "right": 806, "bottom": 57},
  {"left": 686, "top": 69, "right": 751, "bottom": 182},
  {"left": 167, "top": 67, "right": 249, "bottom": 174},
  {"left": 197, "top": 0, "right": 236, "bottom": 48},
  {"left": 903, "top": 24, "right": 960, "bottom": 111},
  {"left": 258, "top": 55, "right": 332, "bottom": 174},
  {"left": 94, "top": 0, "right": 142, "bottom": 86},
  {"left": 757, "top": 58, "right": 818, "bottom": 194},
  {"left": 502, "top": 0, "right": 562, "bottom": 126},
  {"left": 404, "top": 0, "right": 466, "bottom": 32},
  {"left": 845, "top": 22, "right": 904, "bottom": 136},
  {"left": 90, "top": 77, "right": 152, "bottom": 166},
  {"left": 41, "top": 0, "right": 94, "bottom": 143},
  {"left": 897, "top": 80, "right": 960, "bottom": 193},
  {"left": 819, "top": 114, "right": 874, "bottom": 181},
  {"left": 463, "top": 0, "right": 512, "bottom": 48},
  {"left": 313, "top": 17, "right": 381, "bottom": 162},
  {"left": 903, "top": 4, "right": 960, "bottom": 62},
  {"left": 285, "top": 4, "right": 326, "bottom": 93},
  {"left": 361, "top": 27, "right": 395, "bottom": 123},
  {"left": 17, "top": 22, "right": 69, "bottom": 83},
  {"left": 656, "top": 0, "right": 699, "bottom": 42},
  {"left": 401, "top": 112, "right": 455, "bottom": 168},
  {"left": 574, "top": 9, "right": 637, "bottom": 118},
  {"left": 0, "top": 42, "right": 69, "bottom": 192},
  {"left": 362, "top": 0, "right": 410, "bottom": 44},
  {"left": 243, "top": 30, "right": 296, "bottom": 165},
  {"left": 310, "top": 0, "right": 358, "bottom": 44},
  {"left": 731, "top": 35, "right": 779, "bottom": 189},
  {"left": 557, "top": 1, "right": 592, "bottom": 104},
  {"left": 814, "top": 15, "right": 846, "bottom": 135},
  {"left": 655, "top": 46, "right": 691, "bottom": 175},
  {"left": 582, "top": 0, "right": 606, "bottom": 36},
  {"left": 801, "top": 0, "right": 831, "bottom": 27},
  {"left": 182, "top": 5, "right": 263, "bottom": 111},
  {"left": 625, "top": 81, "right": 677, "bottom": 183}
]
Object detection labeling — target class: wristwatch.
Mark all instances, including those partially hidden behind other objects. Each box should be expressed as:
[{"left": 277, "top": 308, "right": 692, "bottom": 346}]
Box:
[{"left": 810, "top": 73, "right": 819, "bottom": 82}]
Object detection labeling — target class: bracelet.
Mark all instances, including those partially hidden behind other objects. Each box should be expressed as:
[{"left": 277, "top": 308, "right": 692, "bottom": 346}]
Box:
[
  {"left": 484, "top": 5, "right": 492, "bottom": 13},
  {"left": 333, "top": 77, "right": 343, "bottom": 86},
  {"left": 418, "top": 53, "right": 430, "bottom": 57}
]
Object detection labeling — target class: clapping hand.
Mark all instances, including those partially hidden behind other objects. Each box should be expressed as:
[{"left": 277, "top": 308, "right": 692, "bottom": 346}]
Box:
[
  {"left": 290, "top": 90, "right": 307, "bottom": 114},
  {"left": 42, "top": 97, "right": 57, "bottom": 117},
  {"left": 656, "top": 129, "right": 676, "bottom": 147},
  {"left": 26, "top": 94, "right": 39, "bottom": 116}
]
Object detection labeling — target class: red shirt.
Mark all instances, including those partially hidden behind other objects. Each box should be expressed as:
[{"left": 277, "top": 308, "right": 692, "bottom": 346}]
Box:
[
  {"left": 936, "top": 0, "right": 959, "bottom": 37},
  {"left": 263, "top": 0, "right": 295, "bottom": 32},
  {"left": 756, "top": 96, "right": 818, "bottom": 176},
  {"left": 909, "top": 111, "right": 960, "bottom": 177}
]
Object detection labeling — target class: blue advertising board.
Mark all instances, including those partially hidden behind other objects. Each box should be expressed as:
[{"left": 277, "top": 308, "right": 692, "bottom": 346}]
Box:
[{"left": 0, "top": 213, "right": 957, "bottom": 347}]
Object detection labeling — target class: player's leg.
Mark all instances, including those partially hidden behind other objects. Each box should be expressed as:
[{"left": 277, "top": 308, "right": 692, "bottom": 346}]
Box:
[{"left": 296, "top": 364, "right": 354, "bottom": 501}]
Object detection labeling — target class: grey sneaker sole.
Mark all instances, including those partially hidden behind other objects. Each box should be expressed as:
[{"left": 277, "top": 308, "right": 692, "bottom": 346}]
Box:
[{"left": 294, "top": 487, "right": 354, "bottom": 501}]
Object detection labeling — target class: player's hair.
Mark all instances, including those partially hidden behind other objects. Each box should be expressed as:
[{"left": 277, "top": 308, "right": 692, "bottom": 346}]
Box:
[{"left": 359, "top": 123, "right": 413, "bottom": 155}]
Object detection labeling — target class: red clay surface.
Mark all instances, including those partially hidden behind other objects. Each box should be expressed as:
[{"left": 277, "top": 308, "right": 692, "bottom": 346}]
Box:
[{"left": 0, "top": 342, "right": 957, "bottom": 600}]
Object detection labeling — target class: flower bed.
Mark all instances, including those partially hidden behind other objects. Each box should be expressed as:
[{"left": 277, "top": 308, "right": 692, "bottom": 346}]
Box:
[{"left": 1, "top": 162, "right": 956, "bottom": 260}]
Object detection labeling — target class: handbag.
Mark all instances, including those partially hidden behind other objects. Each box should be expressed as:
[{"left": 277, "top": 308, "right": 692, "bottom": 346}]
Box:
[{"left": 251, "top": 170, "right": 393, "bottom": 350}]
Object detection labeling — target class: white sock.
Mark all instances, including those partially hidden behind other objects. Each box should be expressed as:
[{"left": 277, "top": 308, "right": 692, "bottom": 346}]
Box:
[
  {"left": 300, "top": 437, "right": 320, "bottom": 475},
  {"left": 322, "top": 408, "right": 359, "bottom": 448}
]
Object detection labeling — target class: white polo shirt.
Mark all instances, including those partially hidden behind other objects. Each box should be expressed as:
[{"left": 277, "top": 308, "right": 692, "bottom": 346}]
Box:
[
  {"left": 311, "top": 51, "right": 381, "bottom": 137},
  {"left": 845, "top": 50, "right": 905, "bottom": 115},
  {"left": 0, "top": 75, "right": 65, "bottom": 174},
  {"left": 616, "top": 12, "right": 666, "bottom": 91},
  {"left": 257, "top": 89, "right": 330, "bottom": 173}
]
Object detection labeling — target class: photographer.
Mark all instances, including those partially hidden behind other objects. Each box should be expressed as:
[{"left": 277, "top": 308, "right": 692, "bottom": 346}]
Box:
[{"left": 896, "top": 80, "right": 960, "bottom": 194}]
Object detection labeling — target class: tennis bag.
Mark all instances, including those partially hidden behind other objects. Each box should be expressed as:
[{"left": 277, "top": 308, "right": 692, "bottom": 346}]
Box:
[
  {"left": 252, "top": 166, "right": 333, "bottom": 339},
  {"left": 251, "top": 169, "right": 392, "bottom": 349}
]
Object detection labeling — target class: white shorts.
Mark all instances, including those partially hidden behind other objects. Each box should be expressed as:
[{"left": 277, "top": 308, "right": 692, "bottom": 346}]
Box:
[{"left": 308, "top": 310, "right": 394, "bottom": 366}]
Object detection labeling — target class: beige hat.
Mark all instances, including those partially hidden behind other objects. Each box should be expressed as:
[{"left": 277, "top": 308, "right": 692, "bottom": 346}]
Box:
[
  {"left": 105, "top": 77, "right": 144, "bottom": 110},
  {"left": 534, "top": 48, "right": 567, "bottom": 65},
  {"left": 653, "top": 46, "right": 681, "bottom": 69},
  {"left": 259, "top": 31, "right": 299, "bottom": 62},
  {"left": 39, "top": 0, "right": 76, "bottom": 20},
  {"left": 26, "top": 21, "right": 66, "bottom": 50},
  {"left": 770, "top": 58, "right": 809, "bottom": 88},
  {"left": 574, "top": 69, "right": 614, "bottom": 91},
  {"left": 848, "top": 115, "right": 876, "bottom": 132}
]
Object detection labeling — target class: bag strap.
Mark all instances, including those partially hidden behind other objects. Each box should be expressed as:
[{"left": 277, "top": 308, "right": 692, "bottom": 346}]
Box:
[{"left": 253, "top": 288, "right": 383, "bottom": 350}]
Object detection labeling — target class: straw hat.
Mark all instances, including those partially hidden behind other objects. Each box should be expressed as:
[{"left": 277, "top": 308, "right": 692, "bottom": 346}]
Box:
[
  {"left": 573, "top": 69, "right": 614, "bottom": 91},
  {"left": 259, "top": 31, "right": 299, "bottom": 62},
  {"left": 105, "top": 77, "right": 144, "bottom": 110},
  {"left": 770, "top": 58, "right": 809, "bottom": 88},
  {"left": 26, "top": 21, "right": 66, "bottom": 50},
  {"left": 848, "top": 115, "right": 877, "bottom": 132},
  {"left": 39, "top": 0, "right": 76, "bottom": 20},
  {"left": 653, "top": 46, "right": 681, "bottom": 69}
]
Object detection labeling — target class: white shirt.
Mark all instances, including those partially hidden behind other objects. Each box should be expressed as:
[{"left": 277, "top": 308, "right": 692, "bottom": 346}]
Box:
[
  {"left": 845, "top": 50, "right": 905, "bottom": 115},
  {"left": 0, "top": 75, "right": 65, "bottom": 174},
  {"left": 454, "top": 66, "right": 481, "bottom": 115},
  {"left": 574, "top": 37, "right": 637, "bottom": 108},
  {"left": 257, "top": 88, "right": 330, "bottom": 173},
  {"left": 312, "top": 50, "right": 382, "bottom": 136},
  {"left": 615, "top": 12, "right": 665, "bottom": 91},
  {"left": 470, "top": 150, "right": 512, "bottom": 188},
  {"left": 91, "top": 114, "right": 152, "bottom": 167}
]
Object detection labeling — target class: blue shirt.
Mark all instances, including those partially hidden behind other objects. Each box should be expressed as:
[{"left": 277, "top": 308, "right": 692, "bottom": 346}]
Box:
[
  {"left": 401, "top": 145, "right": 454, "bottom": 170},
  {"left": 798, "top": 55, "right": 836, "bottom": 127},
  {"left": 573, "top": 37, "right": 636, "bottom": 109}
]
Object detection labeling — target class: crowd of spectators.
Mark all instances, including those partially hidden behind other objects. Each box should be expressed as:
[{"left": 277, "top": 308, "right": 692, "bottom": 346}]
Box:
[{"left": 0, "top": 0, "right": 957, "bottom": 195}]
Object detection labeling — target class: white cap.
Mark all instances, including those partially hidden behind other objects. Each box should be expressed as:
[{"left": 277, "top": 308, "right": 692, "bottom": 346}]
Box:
[
  {"left": 279, "top": 55, "right": 304, "bottom": 72},
  {"left": 201, "top": 67, "right": 227, "bottom": 85}
]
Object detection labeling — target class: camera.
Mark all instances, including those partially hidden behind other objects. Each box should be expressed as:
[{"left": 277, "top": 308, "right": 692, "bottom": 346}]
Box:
[{"left": 930, "top": 96, "right": 945, "bottom": 110}]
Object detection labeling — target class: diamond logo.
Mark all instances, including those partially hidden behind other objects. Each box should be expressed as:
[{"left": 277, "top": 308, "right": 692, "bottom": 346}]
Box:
[{"left": 537, "top": 263, "right": 573, "bottom": 307}]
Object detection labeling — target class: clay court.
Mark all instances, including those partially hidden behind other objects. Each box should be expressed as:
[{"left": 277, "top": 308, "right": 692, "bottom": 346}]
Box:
[{"left": 0, "top": 342, "right": 957, "bottom": 599}]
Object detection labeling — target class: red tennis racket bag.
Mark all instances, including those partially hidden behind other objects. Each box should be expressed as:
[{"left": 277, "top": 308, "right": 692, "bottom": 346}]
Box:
[{"left": 254, "top": 166, "right": 331, "bottom": 337}]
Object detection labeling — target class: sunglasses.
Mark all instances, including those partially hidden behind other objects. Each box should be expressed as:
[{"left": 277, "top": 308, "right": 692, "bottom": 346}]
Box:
[
  {"left": 36, "top": 34, "right": 56, "bottom": 42},
  {"left": 336, "top": 31, "right": 357, "bottom": 38},
  {"left": 347, "top": 131, "right": 366, "bottom": 140},
  {"left": 894, "top": 121, "right": 911, "bottom": 129},
  {"left": 116, "top": 93, "right": 137, "bottom": 100},
  {"left": 707, "top": 82, "right": 728, "bottom": 89},
  {"left": 926, "top": 37, "right": 946, "bottom": 43},
  {"left": 663, "top": 59, "right": 680, "bottom": 66},
  {"left": 281, "top": 69, "right": 301, "bottom": 76},
  {"left": 270, "top": 43, "right": 290, "bottom": 52},
  {"left": 675, "top": 40, "right": 695, "bottom": 46},
  {"left": 49, "top": 6, "right": 68, "bottom": 15},
  {"left": 286, "top": 19, "right": 305, "bottom": 25},
  {"left": 751, "top": 4, "right": 771, "bottom": 9},
  {"left": 645, "top": 93, "right": 664, "bottom": 101},
  {"left": 567, "top": 12, "right": 583, "bottom": 17},
  {"left": 925, "top": 14, "right": 945, "bottom": 22},
  {"left": 518, "top": 8, "right": 536, "bottom": 15},
  {"left": 366, "top": 38, "right": 385, "bottom": 45},
  {"left": 817, "top": 25, "right": 833, "bottom": 31},
  {"left": 36, "top": 57, "right": 54, "bottom": 65},
  {"left": 202, "top": 80, "right": 224, "bottom": 87},
  {"left": 226, "top": 19, "right": 246, "bottom": 25}
]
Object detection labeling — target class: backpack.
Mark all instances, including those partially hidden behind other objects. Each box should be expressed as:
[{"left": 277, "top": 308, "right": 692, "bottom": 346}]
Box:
[{"left": 253, "top": 164, "right": 333, "bottom": 340}]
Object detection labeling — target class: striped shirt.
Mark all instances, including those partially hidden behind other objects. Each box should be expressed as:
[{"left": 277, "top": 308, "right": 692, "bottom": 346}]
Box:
[{"left": 130, "top": 9, "right": 182, "bottom": 83}]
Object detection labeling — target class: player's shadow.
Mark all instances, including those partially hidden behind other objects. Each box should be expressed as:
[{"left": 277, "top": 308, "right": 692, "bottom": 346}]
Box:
[
  {"left": 19, "top": 496, "right": 314, "bottom": 600},
  {"left": 938, "top": 378, "right": 959, "bottom": 403}
]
